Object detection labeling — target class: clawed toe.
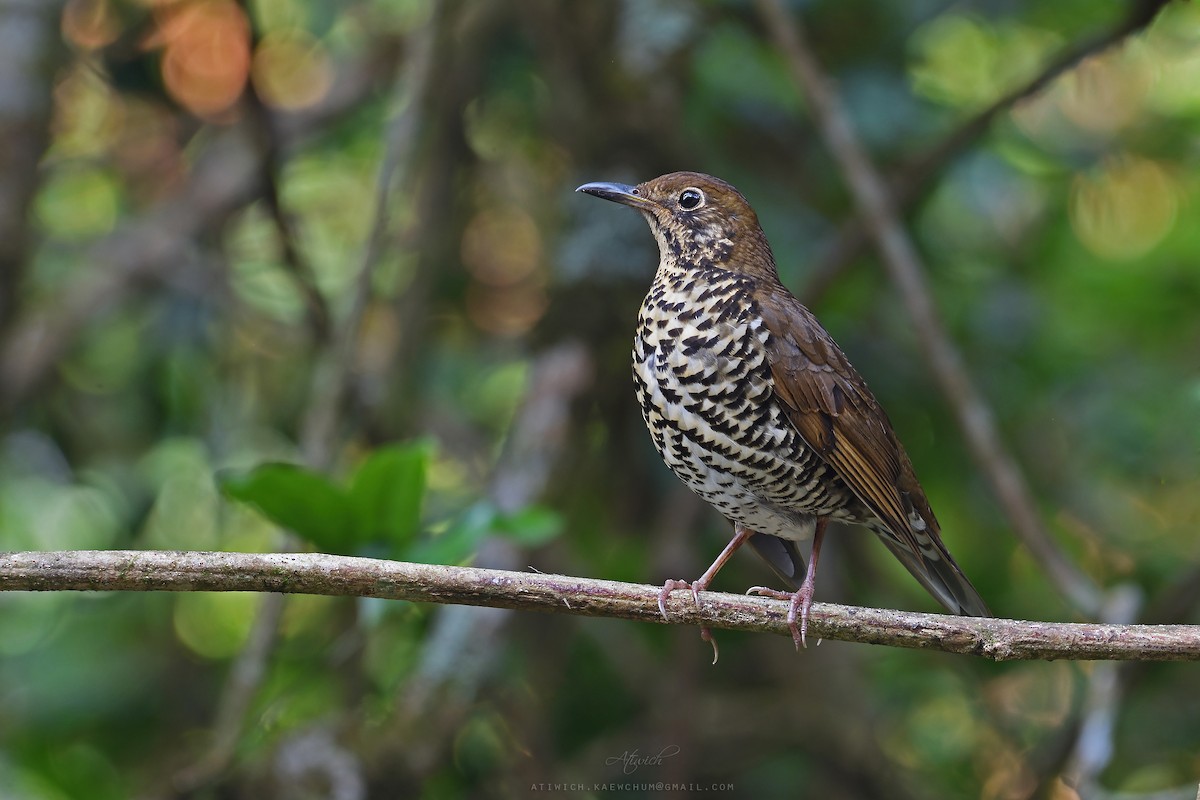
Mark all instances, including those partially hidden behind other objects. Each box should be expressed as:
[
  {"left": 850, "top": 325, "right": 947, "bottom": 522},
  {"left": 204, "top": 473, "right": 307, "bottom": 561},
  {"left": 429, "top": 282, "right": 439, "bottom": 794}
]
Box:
[
  {"left": 748, "top": 585, "right": 814, "bottom": 650},
  {"left": 657, "top": 579, "right": 695, "bottom": 620},
  {"left": 746, "top": 585, "right": 791, "bottom": 601},
  {"left": 700, "top": 626, "right": 719, "bottom": 665},
  {"left": 659, "top": 578, "right": 721, "bottom": 664},
  {"left": 787, "top": 585, "right": 815, "bottom": 650}
]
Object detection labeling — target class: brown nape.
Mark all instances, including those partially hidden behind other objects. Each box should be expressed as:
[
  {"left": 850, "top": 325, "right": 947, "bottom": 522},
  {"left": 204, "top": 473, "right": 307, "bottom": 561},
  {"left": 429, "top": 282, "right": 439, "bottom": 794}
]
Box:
[{"left": 579, "top": 170, "right": 988, "bottom": 656}]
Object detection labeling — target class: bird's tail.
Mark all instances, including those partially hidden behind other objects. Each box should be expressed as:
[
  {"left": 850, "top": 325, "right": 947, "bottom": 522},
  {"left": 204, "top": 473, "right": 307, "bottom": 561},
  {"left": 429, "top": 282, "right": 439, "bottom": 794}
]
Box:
[
  {"left": 744, "top": 522, "right": 989, "bottom": 617},
  {"left": 746, "top": 532, "right": 806, "bottom": 589},
  {"left": 871, "top": 523, "right": 990, "bottom": 617}
]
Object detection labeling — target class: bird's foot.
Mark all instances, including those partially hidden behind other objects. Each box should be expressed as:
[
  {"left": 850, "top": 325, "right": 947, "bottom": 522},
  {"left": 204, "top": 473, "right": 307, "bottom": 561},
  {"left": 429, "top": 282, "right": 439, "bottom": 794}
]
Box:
[
  {"left": 747, "top": 584, "right": 815, "bottom": 650},
  {"left": 748, "top": 519, "right": 825, "bottom": 651},
  {"left": 658, "top": 578, "right": 719, "bottom": 664},
  {"left": 657, "top": 578, "right": 703, "bottom": 620}
]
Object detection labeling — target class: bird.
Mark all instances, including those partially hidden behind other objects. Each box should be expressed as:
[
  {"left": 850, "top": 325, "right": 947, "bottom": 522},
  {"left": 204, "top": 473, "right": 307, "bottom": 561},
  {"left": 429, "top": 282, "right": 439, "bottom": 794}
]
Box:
[{"left": 576, "top": 171, "right": 989, "bottom": 657}]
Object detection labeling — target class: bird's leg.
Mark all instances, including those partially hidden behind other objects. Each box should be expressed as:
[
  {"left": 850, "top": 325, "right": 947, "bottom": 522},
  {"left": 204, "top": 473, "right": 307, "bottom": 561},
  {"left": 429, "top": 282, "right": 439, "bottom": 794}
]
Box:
[
  {"left": 658, "top": 523, "right": 755, "bottom": 663},
  {"left": 748, "top": 518, "right": 827, "bottom": 650},
  {"left": 657, "top": 523, "right": 755, "bottom": 617},
  {"left": 788, "top": 518, "right": 826, "bottom": 649}
]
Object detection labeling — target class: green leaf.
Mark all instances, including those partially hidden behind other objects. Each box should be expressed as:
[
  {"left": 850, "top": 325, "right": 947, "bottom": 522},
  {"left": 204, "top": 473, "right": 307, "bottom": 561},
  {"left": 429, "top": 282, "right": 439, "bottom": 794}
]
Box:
[
  {"left": 494, "top": 505, "right": 562, "bottom": 547},
  {"left": 347, "top": 441, "right": 430, "bottom": 548},
  {"left": 218, "top": 463, "right": 351, "bottom": 551}
]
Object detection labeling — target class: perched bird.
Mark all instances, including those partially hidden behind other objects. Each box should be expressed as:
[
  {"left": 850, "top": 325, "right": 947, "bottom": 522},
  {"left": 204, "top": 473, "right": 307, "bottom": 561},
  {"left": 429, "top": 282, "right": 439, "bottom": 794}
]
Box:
[{"left": 577, "top": 172, "right": 988, "bottom": 655}]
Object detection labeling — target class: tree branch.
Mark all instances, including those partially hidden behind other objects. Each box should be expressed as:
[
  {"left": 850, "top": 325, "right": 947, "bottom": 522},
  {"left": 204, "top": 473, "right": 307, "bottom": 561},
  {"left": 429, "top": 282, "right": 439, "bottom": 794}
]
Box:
[
  {"left": 800, "top": 0, "right": 1174, "bottom": 304},
  {"left": 180, "top": 13, "right": 444, "bottom": 791},
  {"left": 756, "top": 0, "right": 1105, "bottom": 617},
  {"left": 2, "top": 550, "right": 1197, "bottom": 662},
  {"left": 0, "top": 44, "right": 396, "bottom": 413},
  {"left": 0, "top": 0, "right": 62, "bottom": 333},
  {"left": 399, "top": 341, "right": 593, "bottom": 735},
  {"left": 298, "top": 5, "right": 440, "bottom": 467}
]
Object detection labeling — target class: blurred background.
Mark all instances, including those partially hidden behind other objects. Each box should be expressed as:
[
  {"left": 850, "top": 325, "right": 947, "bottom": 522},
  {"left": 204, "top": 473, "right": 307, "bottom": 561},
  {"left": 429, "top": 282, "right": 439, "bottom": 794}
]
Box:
[{"left": 1, "top": 0, "right": 1199, "bottom": 797}]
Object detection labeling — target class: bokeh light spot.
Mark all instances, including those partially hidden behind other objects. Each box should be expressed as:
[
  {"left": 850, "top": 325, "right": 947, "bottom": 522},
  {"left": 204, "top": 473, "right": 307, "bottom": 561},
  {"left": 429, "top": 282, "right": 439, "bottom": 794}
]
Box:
[
  {"left": 35, "top": 167, "right": 121, "bottom": 240},
  {"left": 252, "top": 30, "right": 333, "bottom": 110},
  {"left": 909, "top": 14, "right": 1059, "bottom": 110},
  {"left": 466, "top": 281, "right": 548, "bottom": 337},
  {"left": 158, "top": 0, "right": 251, "bottom": 118},
  {"left": 1070, "top": 156, "right": 1178, "bottom": 261},
  {"left": 51, "top": 66, "right": 126, "bottom": 159},
  {"left": 62, "top": 0, "right": 120, "bottom": 49},
  {"left": 174, "top": 591, "right": 261, "bottom": 659},
  {"left": 461, "top": 208, "right": 542, "bottom": 287},
  {"left": 1057, "top": 51, "right": 1150, "bottom": 135}
]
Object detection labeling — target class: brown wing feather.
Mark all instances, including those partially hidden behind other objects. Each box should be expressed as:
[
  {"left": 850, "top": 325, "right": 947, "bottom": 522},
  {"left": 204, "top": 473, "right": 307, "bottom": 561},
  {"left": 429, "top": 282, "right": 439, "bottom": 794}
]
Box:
[
  {"left": 755, "top": 286, "right": 990, "bottom": 617},
  {"left": 756, "top": 289, "right": 913, "bottom": 542}
]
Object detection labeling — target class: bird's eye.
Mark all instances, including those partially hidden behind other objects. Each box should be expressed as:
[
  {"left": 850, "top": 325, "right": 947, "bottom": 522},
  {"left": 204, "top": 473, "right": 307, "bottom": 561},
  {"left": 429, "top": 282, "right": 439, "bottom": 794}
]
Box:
[{"left": 679, "top": 188, "right": 704, "bottom": 210}]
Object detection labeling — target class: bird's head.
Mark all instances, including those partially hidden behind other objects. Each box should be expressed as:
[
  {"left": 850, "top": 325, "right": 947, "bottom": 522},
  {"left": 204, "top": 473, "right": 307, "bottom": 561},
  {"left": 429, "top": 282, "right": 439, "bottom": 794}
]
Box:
[{"left": 577, "top": 171, "right": 777, "bottom": 279}]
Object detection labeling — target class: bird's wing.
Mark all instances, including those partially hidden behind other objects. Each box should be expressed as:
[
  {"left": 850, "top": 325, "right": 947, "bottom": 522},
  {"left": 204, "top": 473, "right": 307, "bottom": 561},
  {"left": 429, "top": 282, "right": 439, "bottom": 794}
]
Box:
[
  {"left": 756, "top": 289, "right": 911, "bottom": 538},
  {"left": 755, "top": 287, "right": 989, "bottom": 616}
]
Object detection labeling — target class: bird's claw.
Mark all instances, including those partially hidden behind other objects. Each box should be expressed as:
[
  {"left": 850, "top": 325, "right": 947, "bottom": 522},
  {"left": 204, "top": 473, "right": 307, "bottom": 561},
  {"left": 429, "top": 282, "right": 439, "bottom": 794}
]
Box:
[
  {"left": 659, "top": 578, "right": 720, "bottom": 664},
  {"left": 700, "top": 626, "right": 719, "bottom": 665},
  {"left": 748, "top": 585, "right": 814, "bottom": 650},
  {"left": 657, "top": 579, "right": 696, "bottom": 620},
  {"left": 787, "top": 584, "right": 815, "bottom": 650},
  {"left": 746, "top": 586, "right": 790, "bottom": 600}
]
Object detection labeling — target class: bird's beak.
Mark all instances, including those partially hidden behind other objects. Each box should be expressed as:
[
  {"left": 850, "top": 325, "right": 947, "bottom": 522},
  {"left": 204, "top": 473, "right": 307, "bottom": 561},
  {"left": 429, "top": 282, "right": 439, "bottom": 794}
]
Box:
[{"left": 575, "top": 181, "right": 654, "bottom": 209}]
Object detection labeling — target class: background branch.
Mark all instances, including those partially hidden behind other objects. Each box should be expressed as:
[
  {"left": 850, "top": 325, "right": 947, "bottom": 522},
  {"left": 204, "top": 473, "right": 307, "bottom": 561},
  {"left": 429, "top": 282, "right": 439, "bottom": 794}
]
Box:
[
  {"left": 0, "top": 46, "right": 392, "bottom": 414},
  {"left": 800, "top": 0, "right": 1174, "bottom": 304},
  {"left": 0, "top": 127, "right": 262, "bottom": 411},
  {"left": 298, "top": 4, "right": 441, "bottom": 466},
  {"left": 177, "top": 11, "right": 444, "bottom": 792},
  {"left": 246, "top": 89, "right": 333, "bottom": 345},
  {"left": 0, "top": 0, "right": 62, "bottom": 334},
  {"left": 757, "top": 0, "right": 1105, "bottom": 617},
  {"left": 397, "top": 340, "right": 593, "bottom": 767},
  {"left": 2, "top": 550, "right": 1198, "bottom": 662}
]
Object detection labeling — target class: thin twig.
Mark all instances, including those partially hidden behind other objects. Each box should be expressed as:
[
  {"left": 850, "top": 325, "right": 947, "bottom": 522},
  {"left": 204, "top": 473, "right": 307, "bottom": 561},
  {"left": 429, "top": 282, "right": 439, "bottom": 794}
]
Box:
[
  {"left": 1061, "top": 586, "right": 1142, "bottom": 794},
  {"left": 247, "top": 97, "right": 333, "bottom": 344},
  {"left": 399, "top": 341, "right": 593, "bottom": 738},
  {"left": 1, "top": 550, "right": 1198, "bottom": 661},
  {"left": 0, "top": 48, "right": 395, "bottom": 413},
  {"left": 756, "top": 0, "right": 1104, "bottom": 617},
  {"left": 801, "top": 0, "right": 1175, "bottom": 304},
  {"left": 241, "top": 21, "right": 333, "bottom": 345},
  {"left": 0, "top": 0, "right": 62, "bottom": 333},
  {"left": 299, "top": 6, "right": 440, "bottom": 466},
  {"left": 0, "top": 128, "right": 263, "bottom": 411}
]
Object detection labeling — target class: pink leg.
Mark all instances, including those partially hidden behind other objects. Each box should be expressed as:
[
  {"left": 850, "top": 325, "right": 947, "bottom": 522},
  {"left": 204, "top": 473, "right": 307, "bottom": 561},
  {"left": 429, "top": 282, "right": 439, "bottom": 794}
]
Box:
[
  {"left": 748, "top": 518, "right": 827, "bottom": 650},
  {"left": 658, "top": 523, "right": 755, "bottom": 664}
]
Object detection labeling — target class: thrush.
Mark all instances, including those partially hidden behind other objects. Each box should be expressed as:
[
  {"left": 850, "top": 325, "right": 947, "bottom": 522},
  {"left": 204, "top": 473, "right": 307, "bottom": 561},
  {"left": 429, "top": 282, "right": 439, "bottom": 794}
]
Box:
[{"left": 577, "top": 171, "right": 989, "bottom": 656}]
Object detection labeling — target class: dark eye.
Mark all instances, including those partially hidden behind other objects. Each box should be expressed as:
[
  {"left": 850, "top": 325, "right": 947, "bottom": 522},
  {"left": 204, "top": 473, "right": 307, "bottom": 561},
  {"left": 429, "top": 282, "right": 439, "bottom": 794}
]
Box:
[{"left": 679, "top": 188, "right": 703, "bottom": 210}]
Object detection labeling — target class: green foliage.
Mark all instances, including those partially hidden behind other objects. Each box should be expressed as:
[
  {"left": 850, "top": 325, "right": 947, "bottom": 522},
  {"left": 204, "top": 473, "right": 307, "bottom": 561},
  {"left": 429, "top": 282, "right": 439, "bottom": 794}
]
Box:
[
  {"left": 220, "top": 442, "right": 562, "bottom": 562},
  {"left": 347, "top": 443, "right": 429, "bottom": 547},
  {"left": 407, "top": 500, "right": 562, "bottom": 565},
  {"left": 221, "top": 463, "right": 353, "bottom": 549},
  {"left": 219, "top": 442, "right": 430, "bottom": 555}
]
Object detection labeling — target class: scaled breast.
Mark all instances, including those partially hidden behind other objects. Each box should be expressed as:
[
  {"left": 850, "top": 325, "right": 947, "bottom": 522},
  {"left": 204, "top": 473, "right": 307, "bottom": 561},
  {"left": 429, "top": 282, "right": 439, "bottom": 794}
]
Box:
[{"left": 631, "top": 266, "right": 851, "bottom": 538}]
